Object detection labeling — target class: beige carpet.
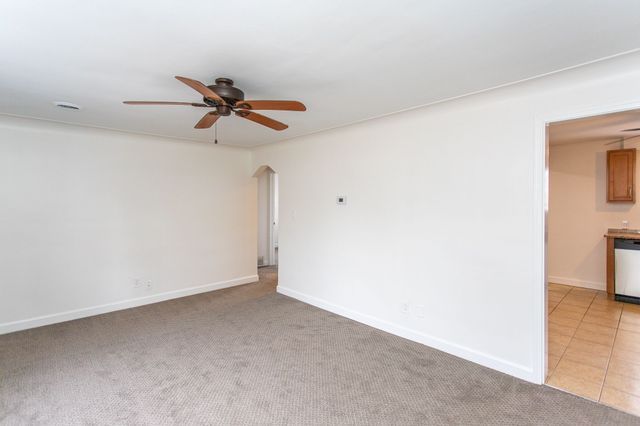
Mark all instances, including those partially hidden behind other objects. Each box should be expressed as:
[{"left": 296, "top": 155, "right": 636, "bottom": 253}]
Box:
[{"left": 1, "top": 267, "right": 638, "bottom": 425}]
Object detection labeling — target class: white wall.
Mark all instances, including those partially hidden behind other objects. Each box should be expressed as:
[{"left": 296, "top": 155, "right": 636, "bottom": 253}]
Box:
[
  {"left": 252, "top": 52, "right": 640, "bottom": 383},
  {"left": 548, "top": 139, "right": 640, "bottom": 290},
  {"left": 0, "top": 116, "right": 257, "bottom": 333}
]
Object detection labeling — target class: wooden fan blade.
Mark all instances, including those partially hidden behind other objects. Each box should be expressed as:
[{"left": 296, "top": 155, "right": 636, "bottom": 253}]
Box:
[
  {"left": 175, "top": 76, "right": 226, "bottom": 104},
  {"left": 195, "top": 112, "right": 220, "bottom": 129},
  {"left": 123, "top": 101, "right": 209, "bottom": 107},
  {"left": 236, "top": 110, "right": 288, "bottom": 131},
  {"left": 234, "top": 100, "right": 306, "bottom": 111}
]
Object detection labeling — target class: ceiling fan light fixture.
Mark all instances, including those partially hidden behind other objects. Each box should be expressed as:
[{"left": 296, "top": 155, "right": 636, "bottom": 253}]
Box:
[{"left": 53, "top": 101, "right": 81, "bottom": 110}]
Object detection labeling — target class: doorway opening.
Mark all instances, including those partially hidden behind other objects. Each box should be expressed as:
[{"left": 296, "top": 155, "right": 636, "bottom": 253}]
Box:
[
  {"left": 255, "top": 165, "right": 278, "bottom": 289},
  {"left": 544, "top": 107, "right": 640, "bottom": 415}
]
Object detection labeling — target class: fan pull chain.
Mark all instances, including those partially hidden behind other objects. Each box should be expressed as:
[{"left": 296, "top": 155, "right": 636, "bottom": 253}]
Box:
[{"left": 214, "top": 122, "right": 218, "bottom": 144}]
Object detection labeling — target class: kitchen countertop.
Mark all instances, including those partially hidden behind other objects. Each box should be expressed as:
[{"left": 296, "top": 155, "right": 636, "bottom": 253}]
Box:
[{"left": 604, "top": 231, "right": 640, "bottom": 240}]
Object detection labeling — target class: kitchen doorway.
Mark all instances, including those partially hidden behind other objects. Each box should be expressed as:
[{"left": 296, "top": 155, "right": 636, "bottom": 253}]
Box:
[
  {"left": 255, "top": 165, "right": 279, "bottom": 285},
  {"left": 543, "top": 107, "right": 640, "bottom": 415}
]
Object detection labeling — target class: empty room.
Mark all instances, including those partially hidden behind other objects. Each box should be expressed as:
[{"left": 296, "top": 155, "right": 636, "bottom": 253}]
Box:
[{"left": 3, "top": 1, "right": 640, "bottom": 424}]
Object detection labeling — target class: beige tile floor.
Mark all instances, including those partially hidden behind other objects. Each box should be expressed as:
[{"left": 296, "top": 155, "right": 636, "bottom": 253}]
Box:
[{"left": 547, "top": 283, "right": 640, "bottom": 417}]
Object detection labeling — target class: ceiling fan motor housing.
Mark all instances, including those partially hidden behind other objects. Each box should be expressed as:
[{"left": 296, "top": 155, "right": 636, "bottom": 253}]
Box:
[{"left": 204, "top": 78, "right": 245, "bottom": 115}]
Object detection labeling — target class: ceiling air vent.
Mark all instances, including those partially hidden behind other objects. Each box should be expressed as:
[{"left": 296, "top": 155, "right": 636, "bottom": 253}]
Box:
[{"left": 53, "top": 101, "right": 81, "bottom": 110}]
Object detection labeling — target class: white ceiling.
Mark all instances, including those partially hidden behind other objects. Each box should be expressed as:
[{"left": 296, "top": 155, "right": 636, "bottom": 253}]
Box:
[
  {"left": 549, "top": 109, "right": 640, "bottom": 146},
  {"left": 1, "top": 1, "right": 640, "bottom": 148}
]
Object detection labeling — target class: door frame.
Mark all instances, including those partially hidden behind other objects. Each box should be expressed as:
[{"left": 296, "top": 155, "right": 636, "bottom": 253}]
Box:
[{"left": 534, "top": 100, "right": 640, "bottom": 384}]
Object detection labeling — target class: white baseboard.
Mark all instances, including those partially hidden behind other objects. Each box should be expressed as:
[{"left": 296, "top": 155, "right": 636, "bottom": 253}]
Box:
[
  {"left": 277, "top": 286, "right": 535, "bottom": 383},
  {"left": 548, "top": 275, "right": 605, "bottom": 291},
  {"left": 0, "top": 275, "right": 259, "bottom": 335}
]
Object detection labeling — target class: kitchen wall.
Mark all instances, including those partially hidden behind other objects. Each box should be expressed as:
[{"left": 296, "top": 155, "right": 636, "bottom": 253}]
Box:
[
  {"left": 0, "top": 115, "right": 257, "bottom": 333},
  {"left": 549, "top": 137, "right": 640, "bottom": 290},
  {"left": 252, "top": 52, "right": 640, "bottom": 383}
]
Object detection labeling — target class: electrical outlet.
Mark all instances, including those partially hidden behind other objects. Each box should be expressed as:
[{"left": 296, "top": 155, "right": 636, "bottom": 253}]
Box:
[
  {"left": 145, "top": 280, "right": 152, "bottom": 291},
  {"left": 414, "top": 305, "right": 425, "bottom": 318},
  {"left": 400, "top": 302, "right": 409, "bottom": 315},
  {"left": 134, "top": 279, "right": 142, "bottom": 289}
]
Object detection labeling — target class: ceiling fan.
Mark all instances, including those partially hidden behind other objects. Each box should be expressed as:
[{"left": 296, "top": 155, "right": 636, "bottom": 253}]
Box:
[{"left": 123, "top": 76, "right": 306, "bottom": 131}]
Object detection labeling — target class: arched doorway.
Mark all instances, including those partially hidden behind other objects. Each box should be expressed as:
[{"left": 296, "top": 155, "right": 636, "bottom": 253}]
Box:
[{"left": 253, "top": 165, "right": 278, "bottom": 288}]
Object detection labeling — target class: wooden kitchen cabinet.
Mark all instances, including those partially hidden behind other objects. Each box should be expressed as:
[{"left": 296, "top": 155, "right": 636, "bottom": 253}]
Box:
[{"left": 607, "top": 148, "right": 636, "bottom": 203}]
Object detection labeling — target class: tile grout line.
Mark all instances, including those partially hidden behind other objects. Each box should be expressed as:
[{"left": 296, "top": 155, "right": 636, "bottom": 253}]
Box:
[
  {"left": 548, "top": 285, "right": 571, "bottom": 316},
  {"left": 546, "top": 287, "right": 592, "bottom": 383},
  {"left": 546, "top": 285, "right": 574, "bottom": 379},
  {"left": 583, "top": 291, "right": 616, "bottom": 402},
  {"left": 599, "top": 302, "right": 631, "bottom": 406},
  {"left": 557, "top": 290, "right": 594, "bottom": 369}
]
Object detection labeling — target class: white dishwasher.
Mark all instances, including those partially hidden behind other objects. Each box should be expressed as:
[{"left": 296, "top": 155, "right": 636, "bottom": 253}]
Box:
[{"left": 615, "top": 238, "right": 640, "bottom": 304}]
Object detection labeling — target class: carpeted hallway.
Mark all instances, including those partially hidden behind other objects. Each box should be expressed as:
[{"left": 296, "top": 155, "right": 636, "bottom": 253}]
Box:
[{"left": 1, "top": 268, "right": 638, "bottom": 425}]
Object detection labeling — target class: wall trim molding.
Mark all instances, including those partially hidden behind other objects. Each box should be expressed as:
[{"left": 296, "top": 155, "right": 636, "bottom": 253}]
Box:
[
  {"left": 277, "top": 285, "right": 535, "bottom": 383},
  {"left": 548, "top": 275, "right": 606, "bottom": 291},
  {"left": 0, "top": 274, "right": 258, "bottom": 335}
]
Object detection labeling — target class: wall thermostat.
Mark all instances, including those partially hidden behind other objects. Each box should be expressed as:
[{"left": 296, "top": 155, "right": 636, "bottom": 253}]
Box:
[{"left": 336, "top": 196, "right": 347, "bottom": 205}]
